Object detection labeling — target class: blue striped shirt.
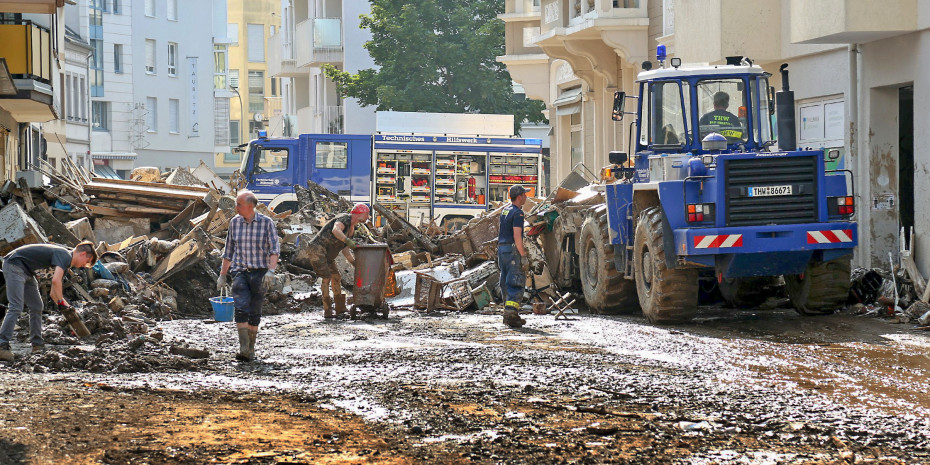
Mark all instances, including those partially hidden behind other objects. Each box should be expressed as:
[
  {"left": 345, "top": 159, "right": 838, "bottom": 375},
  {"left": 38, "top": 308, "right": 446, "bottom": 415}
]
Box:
[{"left": 223, "top": 212, "right": 280, "bottom": 272}]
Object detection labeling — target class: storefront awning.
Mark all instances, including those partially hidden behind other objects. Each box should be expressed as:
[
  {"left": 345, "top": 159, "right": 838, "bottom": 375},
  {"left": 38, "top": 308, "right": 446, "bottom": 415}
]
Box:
[{"left": 91, "top": 152, "right": 137, "bottom": 160}]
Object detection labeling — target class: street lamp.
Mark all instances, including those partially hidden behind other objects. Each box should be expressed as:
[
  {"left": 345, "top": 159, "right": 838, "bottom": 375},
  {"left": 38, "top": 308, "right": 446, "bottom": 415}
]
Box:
[{"left": 230, "top": 85, "right": 245, "bottom": 151}]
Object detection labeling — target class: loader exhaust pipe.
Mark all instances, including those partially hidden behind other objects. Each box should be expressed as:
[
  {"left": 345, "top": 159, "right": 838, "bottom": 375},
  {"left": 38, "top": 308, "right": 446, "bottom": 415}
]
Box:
[{"left": 776, "top": 63, "right": 797, "bottom": 151}]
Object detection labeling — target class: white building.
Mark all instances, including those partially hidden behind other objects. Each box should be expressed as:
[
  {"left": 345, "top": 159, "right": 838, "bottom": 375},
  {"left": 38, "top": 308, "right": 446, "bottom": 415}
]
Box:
[
  {"left": 269, "top": 0, "right": 376, "bottom": 136},
  {"left": 56, "top": 26, "right": 93, "bottom": 173},
  {"left": 67, "top": 0, "right": 229, "bottom": 175},
  {"left": 499, "top": 0, "right": 930, "bottom": 273}
]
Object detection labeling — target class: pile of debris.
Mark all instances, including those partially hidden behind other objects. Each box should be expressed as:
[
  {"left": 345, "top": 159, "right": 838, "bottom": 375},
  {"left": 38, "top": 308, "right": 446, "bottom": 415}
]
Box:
[{"left": 848, "top": 229, "right": 930, "bottom": 329}]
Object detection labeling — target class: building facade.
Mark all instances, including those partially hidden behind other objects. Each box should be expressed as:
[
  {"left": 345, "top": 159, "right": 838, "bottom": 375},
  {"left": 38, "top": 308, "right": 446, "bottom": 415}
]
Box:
[
  {"left": 499, "top": 0, "right": 930, "bottom": 273},
  {"left": 214, "top": 0, "right": 279, "bottom": 176},
  {"left": 0, "top": 0, "right": 66, "bottom": 182},
  {"left": 269, "top": 0, "right": 376, "bottom": 138},
  {"left": 65, "top": 0, "right": 229, "bottom": 176}
]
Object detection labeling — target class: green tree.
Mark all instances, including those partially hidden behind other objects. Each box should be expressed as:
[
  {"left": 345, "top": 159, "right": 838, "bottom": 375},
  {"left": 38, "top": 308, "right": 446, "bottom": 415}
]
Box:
[{"left": 324, "top": 0, "right": 546, "bottom": 134}]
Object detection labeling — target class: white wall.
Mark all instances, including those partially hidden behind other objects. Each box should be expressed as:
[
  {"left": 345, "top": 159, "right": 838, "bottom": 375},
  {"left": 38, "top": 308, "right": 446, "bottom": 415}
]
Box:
[{"left": 342, "top": 0, "right": 376, "bottom": 135}]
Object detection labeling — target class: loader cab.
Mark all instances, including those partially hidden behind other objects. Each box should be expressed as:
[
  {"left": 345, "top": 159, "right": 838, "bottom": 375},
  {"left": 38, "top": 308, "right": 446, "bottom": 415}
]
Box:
[
  {"left": 242, "top": 132, "right": 298, "bottom": 198},
  {"left": 618, "top": 65, "right": 775, "bottom": 156}
]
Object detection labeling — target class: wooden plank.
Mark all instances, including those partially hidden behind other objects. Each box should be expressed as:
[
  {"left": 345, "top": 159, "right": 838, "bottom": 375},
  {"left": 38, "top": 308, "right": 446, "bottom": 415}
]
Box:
[
  {"left": 89, "top": 177, "right": 211, "bottom": 192},
  {"left": 152, "top": 240, "right": 199, "bottom": 281},
  {"left": 373, "top": 203, "right": 439, "bottom": 254}
]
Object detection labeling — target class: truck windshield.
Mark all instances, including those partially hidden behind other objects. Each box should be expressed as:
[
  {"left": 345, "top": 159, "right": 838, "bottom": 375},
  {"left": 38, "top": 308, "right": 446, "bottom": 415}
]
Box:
[
  {"left": 238, "top": 143, "right": 251, "bottom": 175},
  {"left": 754, "top": 77, "right": 774, "bottom": 145},
  {"left": 696, "top": 79, "right": 748, "bottom": 144}
]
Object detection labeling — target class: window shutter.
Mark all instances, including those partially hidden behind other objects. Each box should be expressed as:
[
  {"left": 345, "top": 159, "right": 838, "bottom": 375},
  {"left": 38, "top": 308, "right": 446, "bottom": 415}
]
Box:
[
  {"left": 145, "top": 0, "right": 154, "bottom": 16},
  {"left": 145, "top": 39, "right": 155, "bottom": 73},
  {"left": 146, "top": 97, "right": 157, "bottom": 131},
  {"left": 169, "top": 99, "right": 179, "bottom": 133},
  {"left": 167, "top": 0, "right": 177, "bottom": 20},
  {"left": 247, "top": 24, "right": 264, "bottom": 62},
  {"left": 229, "top": 69, "right": 239, "bottom": 88}
]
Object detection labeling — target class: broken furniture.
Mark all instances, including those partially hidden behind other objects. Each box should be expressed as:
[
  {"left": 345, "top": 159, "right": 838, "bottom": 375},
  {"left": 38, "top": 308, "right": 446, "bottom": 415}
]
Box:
[{"left": 549, "top": 291, "right": 578, "bottom": 320}]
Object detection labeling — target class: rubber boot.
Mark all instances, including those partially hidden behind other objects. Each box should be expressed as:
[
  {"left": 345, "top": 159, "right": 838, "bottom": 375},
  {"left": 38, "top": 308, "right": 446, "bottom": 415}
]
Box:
[
  {"left": 247, "top": 328, "right": 257, "bottom": 360},
  {"left": 334, "top": 294, "right": 347, "bottom": 317},
  {"left": 503, "top": 307, "right": 526, "bottom": 328},
  {"left": 0, "top": 346, "right": 12, "bottom": 362},
  {"left": 236, "top": 327, "right": 252, "bottom": 361},
  {"left": 323, "top": 296, "right": 335, "bottom": 319}
]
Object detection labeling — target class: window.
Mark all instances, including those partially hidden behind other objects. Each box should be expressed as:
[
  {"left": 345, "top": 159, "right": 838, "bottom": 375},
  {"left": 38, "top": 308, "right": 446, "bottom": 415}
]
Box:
[
  {"left": 696, "top": 78, "right": 747, "bottom": 143},
  {"left": 227, "top": 23, "right": 239, "bottom": 43},
  {"left": 649, "top": 81, "right": 689, "bottom": 146},
  {"left": 315, "top": 142, "right": 348, "bottom": 169},
  {"left": 169, "top": 99, "right": 180, "bottom": 133},
  {"left": 145, "top": 39, "right": 156, "bottom": 74},
  {"left": 214, "top": 45, "right": 227, "bottom": 89},
  {"left": 168, "top": 42, "right": 178, "bottom": 76},
  {"left": 89, "top": 2, "right": 104, "bottom": 96},
  {"left": 111, "top": 0, "right": 120, "bottom": 14},
  {"left": 92, "top": 101, "right": 109, "bottom": 131},
  {"left": 229, "top": 120, "right": 241, "bottom": 146},
  {"left": 247, "top": 24, "right": 264, "bottom": 62},
  {"left": 79, "top": 76, "right": 87, "bottom": 121},
  {"left": 248, "top": 70, "right": 264, "bottom": 112},
  {"left": 113, "top": 44, "right": 123, "bottom": 73},
  {"left": 146, "top": 97, "right": 157, "bottom": 132},
  {"left": 167, "top": 0, "right": 177, "bottom": 20},
  {"left": 144, "top": 0, "right": 155, "bottom": 17},
  {"left": 257, "top": 147, "right": 288, "bottom": 173},
  {"left": 270, "top": 77, "right": 277, "bottom": 97},
  {"left": 570, "top": 112, "right": 582, "bottom": 169},
  {"left": 249, "top": 120, "right": 264, "bottom": 138},
  {"left": 228, "top": 69, "right": 239, "bottom": 89},
  {"left": 224, "top": 151, "right": 241, "bottom": 163}
]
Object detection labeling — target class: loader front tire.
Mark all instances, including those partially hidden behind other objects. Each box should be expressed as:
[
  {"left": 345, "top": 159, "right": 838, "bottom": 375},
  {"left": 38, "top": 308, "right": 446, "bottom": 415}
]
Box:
[
  {"left": 633, "top": 207, "right": 698, "bottom": 324},
  {"left": 785, "top": 257, "right": 851, "bottom": 315},
  {"left": 579, "top": 211, "right": 638, "bottom": 314}
]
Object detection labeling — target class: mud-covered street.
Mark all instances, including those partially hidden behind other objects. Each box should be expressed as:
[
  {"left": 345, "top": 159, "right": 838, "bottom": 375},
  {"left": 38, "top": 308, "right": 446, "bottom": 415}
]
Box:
[{"left": 2, "top": 304, "right": 929, "bottom": 464}]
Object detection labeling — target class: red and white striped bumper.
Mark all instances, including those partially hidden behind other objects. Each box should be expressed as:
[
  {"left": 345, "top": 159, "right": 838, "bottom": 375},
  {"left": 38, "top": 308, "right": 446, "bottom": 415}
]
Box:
[
  {"left": 694, "top": 234, "right": 743, "bottom": 249},
  {"left": 807, "top": 229, "right": 854, "bottom": 244}
]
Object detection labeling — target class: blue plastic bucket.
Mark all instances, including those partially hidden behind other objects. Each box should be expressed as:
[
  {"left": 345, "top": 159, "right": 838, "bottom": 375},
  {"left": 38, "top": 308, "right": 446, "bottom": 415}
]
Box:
[{"left": 210, "top": 296, "right": 235, "bottom": 321}]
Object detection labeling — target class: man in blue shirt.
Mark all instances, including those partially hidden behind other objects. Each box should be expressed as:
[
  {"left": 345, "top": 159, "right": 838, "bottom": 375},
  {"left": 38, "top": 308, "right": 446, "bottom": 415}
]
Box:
[
  {"left": 498, "top": 185, "right": 530, "bottom": 328},
  {"left": 218, "top": 190, "right": 280, "bottom": 362}
]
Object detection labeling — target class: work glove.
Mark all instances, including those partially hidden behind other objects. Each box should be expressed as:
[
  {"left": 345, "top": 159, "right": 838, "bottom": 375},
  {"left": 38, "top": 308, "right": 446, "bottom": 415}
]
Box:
[
  {"left": 345, "top": 238, "right": 357, "bottom": 250},
  {"left": 521, "top": 256, "right": 530, "bottom": 275},
  {"left": 216, "top": 274, "right": 227, "bottom": 291},
  {"left": 262, "top": 270, "right": 275, "bottom": 290}
]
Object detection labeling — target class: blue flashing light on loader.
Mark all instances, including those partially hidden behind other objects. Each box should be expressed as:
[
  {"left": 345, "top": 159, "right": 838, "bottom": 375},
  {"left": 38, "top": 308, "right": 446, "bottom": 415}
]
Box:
[{"left": 576, "top": 58, "right": 856, "bottom": 323}]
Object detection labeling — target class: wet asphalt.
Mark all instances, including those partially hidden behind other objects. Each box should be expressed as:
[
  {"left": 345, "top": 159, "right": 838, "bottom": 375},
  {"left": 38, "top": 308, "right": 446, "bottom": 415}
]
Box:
[{"left": 3, "top": 303, "right": 929, "bottom": 462}]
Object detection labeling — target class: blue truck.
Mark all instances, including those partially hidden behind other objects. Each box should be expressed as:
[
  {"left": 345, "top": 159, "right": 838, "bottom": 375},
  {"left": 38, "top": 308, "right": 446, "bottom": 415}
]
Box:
[
  {"left": 238, "top": 131, "right": 543, "bottom": 229},
  {"left": 565, "top": 58, "right": 856, "bottom": 323}
]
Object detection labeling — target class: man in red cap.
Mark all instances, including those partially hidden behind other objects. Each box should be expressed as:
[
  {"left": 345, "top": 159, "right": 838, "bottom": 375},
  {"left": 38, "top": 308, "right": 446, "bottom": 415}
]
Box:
[{"left": 306, "top": 203, "right": 371, "bottom": 318}]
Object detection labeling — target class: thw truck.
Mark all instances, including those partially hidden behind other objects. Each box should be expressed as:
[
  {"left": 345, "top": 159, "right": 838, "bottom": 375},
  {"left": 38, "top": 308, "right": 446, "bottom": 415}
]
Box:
[
  {"left": 239, "top": 113, "right": 543, "bottom": 228},
  {"left": 562, "top": 57, "right": 856, "bottom": 323}
]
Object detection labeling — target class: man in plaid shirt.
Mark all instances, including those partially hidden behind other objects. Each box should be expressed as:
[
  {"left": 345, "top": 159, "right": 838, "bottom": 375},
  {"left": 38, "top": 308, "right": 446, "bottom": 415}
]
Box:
[{"left": 218, "top": 190, "right": 280, "bottom": 362}]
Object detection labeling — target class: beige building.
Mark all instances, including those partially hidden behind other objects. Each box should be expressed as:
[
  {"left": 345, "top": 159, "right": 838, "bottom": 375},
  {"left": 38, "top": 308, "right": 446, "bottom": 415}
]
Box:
[
  {"left": 500, "top": 0, "right": 930, "bottom": 272},
  {"left": 0, "top": 0, "right": 66, "bottom": 183},
  {"left": 216, "top": 0, "right": 281, "bottom": 176}
]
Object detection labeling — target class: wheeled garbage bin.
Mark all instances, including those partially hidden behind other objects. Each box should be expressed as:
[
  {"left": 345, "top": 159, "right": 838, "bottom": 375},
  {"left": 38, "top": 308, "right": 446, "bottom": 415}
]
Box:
[{"left": 352, "top": 244, "right": 391, "bottom": 318}]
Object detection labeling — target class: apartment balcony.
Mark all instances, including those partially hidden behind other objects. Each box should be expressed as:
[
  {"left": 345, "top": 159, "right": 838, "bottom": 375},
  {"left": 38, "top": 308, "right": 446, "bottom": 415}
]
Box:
[
  {"left": 296, "top": 18, "right": 343, "bottom": 68},
  {"left": 264, "top": 96, "right": 282, "bottom": 118},
  {"left": 501, "top": 0, "right": 541, "bottom": 21},
  {"left": 0, "top": 0, "right": 65, "bottom": 14},
  {"left": 267, "top": 32, "right": 302, "bottom": 78},
  {"left": 533, "top": 0, "right": 648, "bottom": 88},
  {"left": 0, "top": 20, "right": 59, "bottom": 121},
  {"left": 791, "top": 0, "right": 917, "bottom": 44}
]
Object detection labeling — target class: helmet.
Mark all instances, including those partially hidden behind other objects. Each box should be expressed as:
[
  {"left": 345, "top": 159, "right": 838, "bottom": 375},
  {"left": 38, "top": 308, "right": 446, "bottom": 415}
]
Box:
[{"left": 351, "top": 203, "right": 370, "bottom": 215}]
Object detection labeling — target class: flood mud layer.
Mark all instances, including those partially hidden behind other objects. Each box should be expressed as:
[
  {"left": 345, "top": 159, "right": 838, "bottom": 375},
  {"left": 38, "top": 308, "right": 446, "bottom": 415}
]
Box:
[{"left": 1, "top": 305, "right": 928, "bottom": 464}]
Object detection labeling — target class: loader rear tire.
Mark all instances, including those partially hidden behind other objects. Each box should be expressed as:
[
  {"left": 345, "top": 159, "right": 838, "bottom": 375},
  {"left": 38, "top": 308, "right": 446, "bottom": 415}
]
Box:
[
  {"left": 785, "top": 258, "right": 851, "bottom": 315},
  {"left": 633, "top": 207, "right": 698, "bottom": 324},
  {"left": 579, "top": 211, "right": 638, "bottom": 314}
]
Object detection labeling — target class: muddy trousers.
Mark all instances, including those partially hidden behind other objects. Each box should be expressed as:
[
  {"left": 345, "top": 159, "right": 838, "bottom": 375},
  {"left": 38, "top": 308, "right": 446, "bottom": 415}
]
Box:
[
  {"left": 0, "top": 261, "right": 44, "bottom": 347},
  {"left": 497, "top": 244, "right": 525, "bottom": 308},
  {"left": 231, "top": 269, "right": 266, "bottom": 326}
]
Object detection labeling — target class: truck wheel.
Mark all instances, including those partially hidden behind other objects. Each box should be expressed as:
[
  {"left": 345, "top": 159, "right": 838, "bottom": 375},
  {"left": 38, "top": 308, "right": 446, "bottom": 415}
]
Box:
[
  {"left": 579, "top": 212, "right": 638, "bottom": 314},
  {"left": 633, "top": 207, "right": 698, "bottom": 323},
  {"left": 785, "top": 258, "right": 851, "bottom": 315},
  {"left": 718, "top": 277, "right": 772, "bottom": 308}
]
